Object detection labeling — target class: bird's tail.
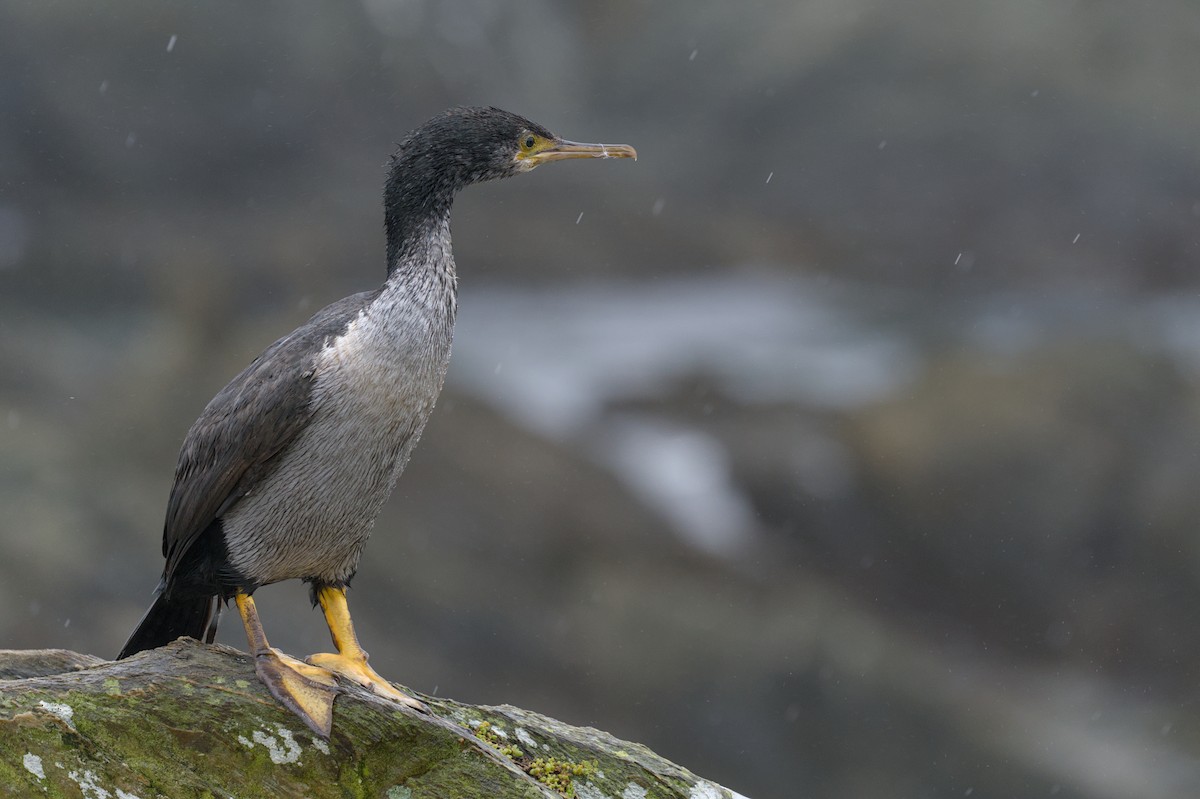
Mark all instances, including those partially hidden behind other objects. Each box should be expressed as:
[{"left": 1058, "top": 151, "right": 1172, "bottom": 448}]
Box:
[{"left": 117, "top": 591, "right": 220, "bottom": 659}]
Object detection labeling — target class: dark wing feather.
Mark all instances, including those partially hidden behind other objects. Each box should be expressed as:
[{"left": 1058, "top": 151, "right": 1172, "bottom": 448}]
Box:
[{"left": 161, "top": 290, "right": 379, "bottom": 577}]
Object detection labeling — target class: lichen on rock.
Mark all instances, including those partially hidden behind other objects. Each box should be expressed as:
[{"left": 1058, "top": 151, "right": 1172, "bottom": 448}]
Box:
[{"left": 0, "top": 641, "right": 749, "bottom": 799}]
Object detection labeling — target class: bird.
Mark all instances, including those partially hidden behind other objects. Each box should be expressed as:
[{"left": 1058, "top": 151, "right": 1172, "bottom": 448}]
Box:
[{"left": 116, "top": 106, "right": 636, "bottom": 737}]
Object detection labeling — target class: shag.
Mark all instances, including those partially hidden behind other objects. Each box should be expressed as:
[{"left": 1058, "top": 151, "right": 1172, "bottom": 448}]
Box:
[{"left": 117, "top": 107, "right": 636, "bottom": 737}]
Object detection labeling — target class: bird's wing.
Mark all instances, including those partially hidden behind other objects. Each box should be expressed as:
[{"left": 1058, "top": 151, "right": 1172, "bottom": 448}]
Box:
[{"left": 161, "top": 290, "right": 380, "bottom": 577}]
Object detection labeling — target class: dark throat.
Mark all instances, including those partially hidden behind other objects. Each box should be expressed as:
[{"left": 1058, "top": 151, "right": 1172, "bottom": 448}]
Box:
[{"left": 383, "top": 150, "right": 462, "bottom": 277}]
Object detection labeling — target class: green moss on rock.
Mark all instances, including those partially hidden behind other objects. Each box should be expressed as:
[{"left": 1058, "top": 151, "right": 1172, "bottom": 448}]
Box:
[{"left": 0, "top": 641, "right": 745, "bottom": 799}]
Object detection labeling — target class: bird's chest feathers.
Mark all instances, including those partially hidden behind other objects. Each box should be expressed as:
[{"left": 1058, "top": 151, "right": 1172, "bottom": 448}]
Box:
[{"left": 310, "top": 295, "right": 454, "bottom": 448}]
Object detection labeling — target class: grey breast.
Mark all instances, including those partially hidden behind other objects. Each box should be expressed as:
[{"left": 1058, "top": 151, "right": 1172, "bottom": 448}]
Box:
[{"left": 220, "top": 268, "right": 457, "bottom": 587}]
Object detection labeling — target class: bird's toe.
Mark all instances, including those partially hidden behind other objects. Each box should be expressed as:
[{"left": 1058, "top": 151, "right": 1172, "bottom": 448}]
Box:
[{"left": 305, "top": 651, "right": 428, "bottom": 713}]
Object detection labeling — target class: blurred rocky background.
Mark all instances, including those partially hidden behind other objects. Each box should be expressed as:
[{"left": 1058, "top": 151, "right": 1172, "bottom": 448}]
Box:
[{"left": 3, "top": 1, "right": 1200, "bottom": 797}]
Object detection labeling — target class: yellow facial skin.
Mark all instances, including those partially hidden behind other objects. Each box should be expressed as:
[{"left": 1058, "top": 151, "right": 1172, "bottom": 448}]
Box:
[{"left": 515, "top": 132, "right": 637, "bottom": 170}]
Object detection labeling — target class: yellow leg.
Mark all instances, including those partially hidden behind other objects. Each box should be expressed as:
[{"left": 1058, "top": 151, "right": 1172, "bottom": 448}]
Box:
[
  {"left": 306, "top": 585, "right": 428, "bottom": 713},
  {"left": 235, "top": 592, "right": 340, "bottom": 738}
]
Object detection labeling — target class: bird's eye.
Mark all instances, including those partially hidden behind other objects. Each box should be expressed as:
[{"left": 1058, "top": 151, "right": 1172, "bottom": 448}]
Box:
[{"left": 523, "top": 135, "right": 536, "bottom": 149}]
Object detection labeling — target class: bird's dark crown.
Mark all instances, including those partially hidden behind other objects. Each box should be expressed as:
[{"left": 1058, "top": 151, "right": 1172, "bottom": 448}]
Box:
[{"left": 390, "top": 106, "right": 557, "bottom": 188}]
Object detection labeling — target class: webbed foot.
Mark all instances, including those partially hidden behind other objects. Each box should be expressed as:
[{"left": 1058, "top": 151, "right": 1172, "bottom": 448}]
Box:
[
  {"left": 306, "top": 650, "right": 428, "bottom": 713},
  {"left": 254, "top": 647, "right": 341, "bottom": 738}
]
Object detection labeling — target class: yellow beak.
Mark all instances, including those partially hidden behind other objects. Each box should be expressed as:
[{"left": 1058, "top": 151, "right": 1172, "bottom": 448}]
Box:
[{"left": 524, "top": 139, "right": 638, "bottom": 166}]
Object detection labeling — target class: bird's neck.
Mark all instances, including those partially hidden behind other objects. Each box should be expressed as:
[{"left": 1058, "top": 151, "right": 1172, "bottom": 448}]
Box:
[
  {"left": 375, "top": 151, "right": 459, "bottom": 328},
  {"left": 383, "top": 150, "right": 463, "bottom": 279}
]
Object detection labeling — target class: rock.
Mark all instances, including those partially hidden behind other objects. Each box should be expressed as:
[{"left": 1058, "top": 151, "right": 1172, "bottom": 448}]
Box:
[
  {"left": 0, "top": 639, "right": 743, "bottom": 799},
  {"left": 0, "top": 649, "right": 103, "bottom": 680}
]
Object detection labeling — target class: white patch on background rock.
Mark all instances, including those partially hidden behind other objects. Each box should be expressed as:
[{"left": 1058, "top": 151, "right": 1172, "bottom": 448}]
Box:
[
  {"left": 67, "top": 769, "right": 110, "bottom": 799},
  {"left": 597, "top": 418, "right": 755, "bottom": 557},
  {"left": 311, "top": 736, "right": 331, "bottom": 755},
  {"left": 689, "top": 782, "right": 725, "bottom": 799},
  {"left": 515, "top": 726, "right": 540, "bottom": 750},
  {"left": 116, "top": 790, "right": 143, "bottom": 799},
  {"left": 22, "top": 753, "right": 45, "bottom": 780},
  {"left": 237, "top": 725, "right": 302, "bottom": 764},
  {"left": 39, "top": 700, "right": 75, "bottom": 729},
  {"left": 623, "top": 784, "right": 648, "bottom": 799},
  {"left": 451, "top": 277, "right": 918, "bottom": 560}
]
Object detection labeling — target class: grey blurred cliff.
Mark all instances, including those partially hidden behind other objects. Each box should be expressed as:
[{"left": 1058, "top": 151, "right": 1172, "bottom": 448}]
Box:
[{"left": 3, "top": 2, "right": 1200, "bottom": 798}]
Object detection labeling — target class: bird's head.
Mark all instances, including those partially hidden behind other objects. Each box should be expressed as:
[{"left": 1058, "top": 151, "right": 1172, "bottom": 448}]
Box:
[{"left": 393, "top": 106, "right": 637, "bottom": 188}]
